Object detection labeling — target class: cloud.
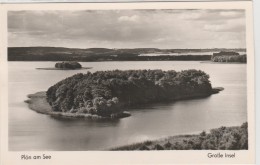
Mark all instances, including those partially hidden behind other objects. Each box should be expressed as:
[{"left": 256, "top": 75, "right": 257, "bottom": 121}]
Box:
[
  {"left": 179, "top": 10, "right": 205, "bottom": 20},
  {"left": 8, "top": 9, "right": 246, "bottom": 49},
  {"left": 118, "top": 15, "right": 140, "bottom": 22},
  {"left": 219, "top": 11, "right": 244, "bottom": 18},
  {"left": 203, "top": 24, "right": 236, "bottom": 32},
  {"left": 179, "top": 9, "right": 245, "bottom": 23},
  {"left": 153, "top": 37, "right": 167, "bottom": 43},
  {"left": 203, "top": 18, "right": 245, "bottom": 32}
]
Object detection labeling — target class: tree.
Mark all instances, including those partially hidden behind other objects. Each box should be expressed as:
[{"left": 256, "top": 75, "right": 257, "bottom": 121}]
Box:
[{"left": 46, "top": 69, "right": 214, "bottom": 117}]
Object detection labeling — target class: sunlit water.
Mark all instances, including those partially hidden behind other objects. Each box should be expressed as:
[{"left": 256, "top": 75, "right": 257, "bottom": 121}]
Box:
[
  {"left": 139, "top": 51, "right": 246, "bottom": 56},
  {"left": 8, "top": 61, "right": 247, "bottom": 151}
]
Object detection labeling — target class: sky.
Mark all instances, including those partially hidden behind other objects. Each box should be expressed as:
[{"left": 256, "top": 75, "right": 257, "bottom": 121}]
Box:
[{"left": 8, "top": 9, "right": 246, "bottom": 49}]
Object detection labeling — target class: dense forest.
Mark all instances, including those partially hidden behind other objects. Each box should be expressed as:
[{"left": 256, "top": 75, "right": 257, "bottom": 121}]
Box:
[
  {"left": 46, "top": 69, "right": 214, "bottom": 117},
  {"left": 112, "top": 122, "right": 248, "bottom": 150},
  {"left": 212, "top": 51, "right": 240, "bottom": 57},
  {"left": 55, "top": 61, "right": 82, "bottom": 69},
  {"left": 211, "top": 55, "right": 247, "bottom": 63},
  {"left": 8, "top": 47, "right": 245, "bottom": 61}
]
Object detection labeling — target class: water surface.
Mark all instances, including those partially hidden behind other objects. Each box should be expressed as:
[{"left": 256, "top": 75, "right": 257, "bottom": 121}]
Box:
[{"left": 8, "top": 61, "right": 247, "bottom": 150}]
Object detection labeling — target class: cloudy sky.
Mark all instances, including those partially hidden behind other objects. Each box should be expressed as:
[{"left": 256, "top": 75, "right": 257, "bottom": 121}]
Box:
[{"left": 8, "top": 9, "right": 246, "bottom": 49}]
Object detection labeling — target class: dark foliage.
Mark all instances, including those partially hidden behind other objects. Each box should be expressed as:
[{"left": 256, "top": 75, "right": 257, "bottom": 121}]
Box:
[
  {"left": 211, "top": 55, "right": 247, "bottom": 63},
  {"left": 211, "top": 51, "right": 246, "bottom": 63},
  {"left": 139, "top": 145, "right": 150, "bottom": 150},
  {"left": 153, "top": 144, "right": 164, "bottom": 150},
  {"left": 111, "top": 122, "right": 248, "bottom": 150},
  {"left": 164, "top": 141, "right": 172, "bottom": 149},
  {"left": 172, "top": 122, "right": 248, "bottom": 150},
  {"left": 55, "top": 61, "right": 82, "bottom": 69},
  {"left": 8, "top": 47, "right": 245, "bottom": 61},
  {"left": 46, "top": 69, "right": 212, "bottom": 117},
  {"left": 212, "top": 51, "right": 239, "bottom": 57}
]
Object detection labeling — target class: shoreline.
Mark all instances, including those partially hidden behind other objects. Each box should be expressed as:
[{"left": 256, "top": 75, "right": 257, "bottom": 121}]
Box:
[{"left": 25, "top": 92, "right": 130, "bottom": 119}]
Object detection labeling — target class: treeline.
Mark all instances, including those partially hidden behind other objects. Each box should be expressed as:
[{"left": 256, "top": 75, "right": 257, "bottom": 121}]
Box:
[
  {"left": 46, "top": 69, "right": 213, "bottom": 117},
  {"left": 8, "top": 47, "right": 246, "bottom": 61},
  {"left": 112, "top": 122, "right": 248, "bottom": 150},
  {"left": 109, "top": 55, "right": 211, "bottom": 61},
  {"left": 8, "top": 47, "right": 139, "bottom": 61},
  {"left": 8, "top": 52, "right": 211, "bottom": 62},
  {"left": 211, "top": 55, "right": 247, "bottom": 63}
]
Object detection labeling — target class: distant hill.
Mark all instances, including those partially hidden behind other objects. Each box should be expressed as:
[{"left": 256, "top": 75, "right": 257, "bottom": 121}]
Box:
[{"left": 8, "top": 47, "right": 246, "bottom": 61}]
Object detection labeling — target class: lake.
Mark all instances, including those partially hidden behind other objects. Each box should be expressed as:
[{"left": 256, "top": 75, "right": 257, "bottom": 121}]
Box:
[
  {"left": 139, "top": 51, "right": 246, "bottom": 56},
  {"left": 8, "top": 61, "right": 247, "bottom": 151}
]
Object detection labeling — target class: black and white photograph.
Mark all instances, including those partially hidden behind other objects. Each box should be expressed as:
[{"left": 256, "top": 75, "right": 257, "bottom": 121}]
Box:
[{"left": 0, "top": 1, "right": 256, "bottom": 164}]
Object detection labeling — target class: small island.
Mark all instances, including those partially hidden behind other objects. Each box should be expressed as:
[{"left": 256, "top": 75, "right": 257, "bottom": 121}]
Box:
[
  {"left": 211, "top": 51, "right": 247, "bottom": 63},
  {"left": 55, "top": 61, "right": 82, "bottom": 69},
  {"left": 111, "top": 122, "right": 248, "bottom": 150},
  {"left": 25, "top": 69, "right": 223, "bottom": 119},
  {"left": 36, "top": 61, "right": 92, "bottom": 70}
]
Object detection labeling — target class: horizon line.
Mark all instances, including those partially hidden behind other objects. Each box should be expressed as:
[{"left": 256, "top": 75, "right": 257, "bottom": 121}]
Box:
[{"left": 8, "top": 46, "right": 247, "bottom": 50}]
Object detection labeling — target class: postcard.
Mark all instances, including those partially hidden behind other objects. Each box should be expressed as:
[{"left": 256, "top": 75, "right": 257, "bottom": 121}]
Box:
[{"left": 0, "top": 1, "right": 255, "bottom": 164}]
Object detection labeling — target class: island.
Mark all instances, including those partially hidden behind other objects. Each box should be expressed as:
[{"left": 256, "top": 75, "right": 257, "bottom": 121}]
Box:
[
  {"left": 55, "top": 61, "right": 82, "bottom": 69},
  {"left": 111, "top": 122, "right": 248, "bottom": 150},
  {"left": 36, "top": 61, "right": 93, "bottom": 70},
  {"left": 25, "top": 69, "right": 223, "bottom": 119},
  {"left": 211, "top": 51, "right": 247, "bottom": 63}
]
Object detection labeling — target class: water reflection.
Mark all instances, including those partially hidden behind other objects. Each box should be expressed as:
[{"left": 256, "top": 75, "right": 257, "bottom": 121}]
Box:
[{"left": 49, "top": 115, "right": 121, "bottom": 127}]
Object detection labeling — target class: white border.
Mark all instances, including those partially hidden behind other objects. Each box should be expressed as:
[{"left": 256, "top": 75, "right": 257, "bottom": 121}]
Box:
[
  {"left": 0, "top": 1, "right": 255, "bottom": 164},
  {"left": 253, "top": 0, "right": 259, "bottom": 164}
]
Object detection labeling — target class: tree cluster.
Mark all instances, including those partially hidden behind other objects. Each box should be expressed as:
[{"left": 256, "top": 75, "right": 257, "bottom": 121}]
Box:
[
  {"left": 211, "top": 55, "right": 247, "bottom": 63},
  {"left": 113, "top": 122, "right": 248, "bottom": 150},
  {"left": 46, "top": 69, "right": 213, "bottom": 117},
  {"left": 212, "top": 51, "right": 239, "bottom": 57},
  {"left": 55, "top": 61, "right": 82, "bottom": 69},
  {"left": 166, "top": 122, "right": 248, "bottom": 150}
]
